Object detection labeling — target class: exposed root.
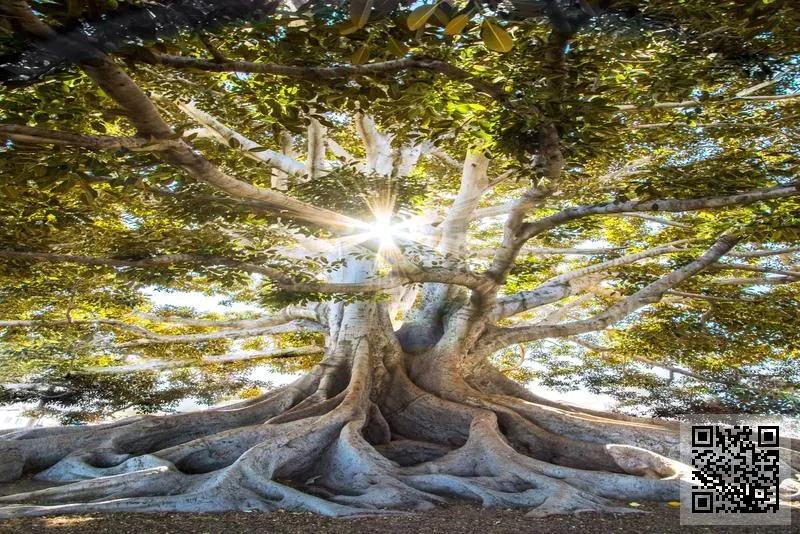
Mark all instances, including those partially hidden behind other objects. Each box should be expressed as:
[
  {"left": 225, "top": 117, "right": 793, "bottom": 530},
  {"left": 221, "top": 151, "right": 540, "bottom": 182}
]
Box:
[
  {"left": 1, "top": 348, "right": 705, "bottom": 520},
  {"left": 0, "top": 371, "right": 321, "bottom": 482}
]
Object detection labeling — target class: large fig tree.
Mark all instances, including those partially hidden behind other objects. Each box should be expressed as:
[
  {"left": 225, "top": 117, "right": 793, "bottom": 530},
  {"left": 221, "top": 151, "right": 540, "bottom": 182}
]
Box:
[{"left": 0, "top": 0, "right": 798, "bottom": 518}]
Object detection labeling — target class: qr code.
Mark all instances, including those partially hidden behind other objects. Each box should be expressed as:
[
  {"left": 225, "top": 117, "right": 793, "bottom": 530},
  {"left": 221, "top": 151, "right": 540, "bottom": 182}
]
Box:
[{"left": 690, "top": 424, "right": 780, "bottom": 514}]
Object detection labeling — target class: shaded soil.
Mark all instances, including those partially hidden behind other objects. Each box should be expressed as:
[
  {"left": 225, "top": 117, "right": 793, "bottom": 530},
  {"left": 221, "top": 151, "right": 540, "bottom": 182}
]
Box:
[{"left": 0, "top": 503, "right": 797, "bottom": 533}]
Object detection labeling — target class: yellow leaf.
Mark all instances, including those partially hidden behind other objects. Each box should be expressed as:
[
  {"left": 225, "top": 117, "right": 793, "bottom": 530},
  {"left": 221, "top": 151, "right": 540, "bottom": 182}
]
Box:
[
  {"left": 350, "top": 0, "right": 374, "bottom": 29},
  {"left": 444, "top": 13, "right": 470, "bottom": 36},
  {"left": 388, "top": 37, "right": 409, "bottom": 58},
  {"left": 350, "top": 45, "right": 370, "bottom": 65},
  {"left": 628, "top": 502, "right": 641, "bottom": 507},
  {"left": 339, "top": 20, "right": 361, "bottom": 35},
  {"left": 407, "top": 3, "right": 440, "bottom": 31},
  {"left": 481, "top": 21, "right": 513, "bottom": 53},
  {"left": 667, "top": 501, "right": 681, "bottom": 507}
]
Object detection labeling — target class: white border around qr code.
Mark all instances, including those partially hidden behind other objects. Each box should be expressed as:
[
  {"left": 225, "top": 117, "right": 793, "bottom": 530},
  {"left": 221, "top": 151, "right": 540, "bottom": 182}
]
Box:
[{"left": 679, "top": 415, "right": 797, "bottom": 526}]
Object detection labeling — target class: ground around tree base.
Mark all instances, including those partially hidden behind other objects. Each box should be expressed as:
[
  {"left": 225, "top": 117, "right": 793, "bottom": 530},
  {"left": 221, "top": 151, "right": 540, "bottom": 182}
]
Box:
[{"left": 0, "top": 503, "right": 797, "bottom": 534}]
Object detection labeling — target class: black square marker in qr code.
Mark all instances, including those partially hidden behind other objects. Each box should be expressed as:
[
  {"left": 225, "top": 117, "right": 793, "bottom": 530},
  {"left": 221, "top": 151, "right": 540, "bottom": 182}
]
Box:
[{"left": 690, "top": 424, "right": 780, "bottom": 514}]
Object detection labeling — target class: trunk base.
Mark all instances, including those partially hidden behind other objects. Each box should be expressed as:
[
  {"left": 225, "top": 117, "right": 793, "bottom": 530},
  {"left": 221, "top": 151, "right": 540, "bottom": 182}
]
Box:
[{"left": 0, "top": 353, "right": 696, "bottom": 519}]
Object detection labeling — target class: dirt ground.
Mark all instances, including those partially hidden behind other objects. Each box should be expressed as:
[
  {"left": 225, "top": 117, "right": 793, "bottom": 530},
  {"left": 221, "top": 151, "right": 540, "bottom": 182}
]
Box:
[{"left": 0, "top": 503, "right": 798, "bottom": 533}]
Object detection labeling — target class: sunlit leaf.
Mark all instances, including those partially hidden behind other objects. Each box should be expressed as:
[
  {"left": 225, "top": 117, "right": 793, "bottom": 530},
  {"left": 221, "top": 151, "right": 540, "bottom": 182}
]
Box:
[
  {"left": 481, "top": 21, "right": 513, "bottom": 53},
  {"left": 407, "top": 3, "right": 440, "bottom": 31},
  {"left": 444, "top": 13, "right": 470, "bottom": 36}
]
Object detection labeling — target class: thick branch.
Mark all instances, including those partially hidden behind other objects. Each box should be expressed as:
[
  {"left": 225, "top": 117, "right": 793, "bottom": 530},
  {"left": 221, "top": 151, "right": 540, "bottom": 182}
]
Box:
[
  {"left": 478, "top": 235, "right": 739, "bottom": 351},
  {"left": 477, "top": 246, "right": 623, "bottom": 258},
  {"left": 176, "top": 101, "right": 305, "bottom": 175},
  {"left": 305, "top": 117, "right": 327, "bottom": 180},
  {"left": 438, "top": 152, "right": 490, "bottom": 256},
  {"left": 151, "top": 54, "right": 511, "bottom": 103},
  {"left": 0, "top": 318, "right": 156, "bottom": 338},
  {"left": 493, "top": 241, "right": 693, "bottom": 320},
  {"left": 708, "top": 263, "right": 800, "bottom": 279},
  {"left": 4, "top": 0, "right": 358, "bottom": 232},
  {"left": 0, "top": 249, "right": 289, "bottom": 279},
  {"left": 0, "top": 249, "right": 486, "bottom": 294},
  {"left": 138, "top": 305, "right": 323, "bottom": 329},
  {"left": 707, "top": 276, "right": 797, "bottom": 286}
]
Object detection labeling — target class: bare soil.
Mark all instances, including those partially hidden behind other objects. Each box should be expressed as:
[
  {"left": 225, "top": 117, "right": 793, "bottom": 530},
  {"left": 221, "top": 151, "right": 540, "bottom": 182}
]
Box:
[{"left": 0, "top": 503, "right": 797, "bottom": 533}]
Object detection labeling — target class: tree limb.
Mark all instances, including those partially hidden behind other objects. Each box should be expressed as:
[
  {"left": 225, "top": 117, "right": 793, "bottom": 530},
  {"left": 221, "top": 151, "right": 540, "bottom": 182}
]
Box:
[
  {"left": 492, "top": 240, "right": 694, "bottom": 320},
  {"left": 477, "top": 234, "right": 739, "bottom": 352},
  {"left": 519, "top": 184, "right": 798, "bottom": 242},
  {"left": 150, "top": 54, "right": 511, "bottom": 104},
  {"left": 728, "top": 246, "right": 800, "bottom": 258},
  {"left": 175, "top": 100, "right": 305, "bottom": 175},
  {"left": 0, "top": 249, "right": 487, "bottom": 294},
  {"left": 116, "top": 320, "right": 324, "bottom": 347},
  {"left": 0, "top": 124, "right": 181, "bottom": 152},
  {"left": 76, "top": 346, "right": 324, "bottom": 374},
  {"left": 3, "top": 0, "right": 359, "bottom": 232},
  {"left": 616, "top": 92, "right": 800, "bottom": 112}
]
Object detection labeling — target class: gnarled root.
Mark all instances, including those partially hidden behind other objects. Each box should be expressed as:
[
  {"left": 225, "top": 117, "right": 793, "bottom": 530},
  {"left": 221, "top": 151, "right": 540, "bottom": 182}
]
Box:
[{"left": 1, "top": 354, "right": 700, "bottom": 519}]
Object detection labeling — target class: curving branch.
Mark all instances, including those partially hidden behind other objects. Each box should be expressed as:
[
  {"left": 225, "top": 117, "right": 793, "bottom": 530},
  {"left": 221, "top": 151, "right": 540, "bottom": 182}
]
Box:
[
  {"left": 707, "top": 276, "right": 798, "bottom": 286},
  {"left": 492, "top": 240, "right": 695, "bottom": 320},
  {"left": 354, "top": 113, "right": 394, "bottom": 176},
  {"left": 477, "top": 246, "right": 624, "bottom": 258},
  {"left": 707, "top": 263, "right": 800, "bottom": 279},
  {"left": 3, "top": 0, "right": 359, "bottom": 232},
  {"left": 150, "top": 54, "right": 511, "bottom": 104},
  {"left": 477, "top": 234, "right": 739, "bottom": 353},
  {"left": 0, "top": 318, "right": 157, "bottom": 338},
  {"left": 438, "top": 152, "right": 490, "bottom": 256},
  {"left": 138, "top": 304, "right": 325, "bottom": 329},
  {"left": 76, "top": 346, "right": 324, "bottom": 374},
  {"left": 0, "top": 124, "right": 181, "bottom": 152},
  {"left": 0, "top": 249, "right": 487, "bottom": 294},
  {"left": 116, "top": 320, "right": 324, "bottom": 347},
  {"left": 305, "top": 117, "right": 328, "bottom": 180},
  {"left": 519, "top": 184, "right": 798, "bottom": 242},
  {"left": 728, "top": 245, "right": 800, "bottom": 258},
  {"left": 616, "top": 92, "right": 800, "bottom": 112},
  {"left": 176, "top": 100, "right": 305, "bottom": 175}
]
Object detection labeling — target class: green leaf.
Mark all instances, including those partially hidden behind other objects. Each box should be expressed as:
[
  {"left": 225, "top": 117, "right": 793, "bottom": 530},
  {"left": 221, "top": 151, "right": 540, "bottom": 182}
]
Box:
[
  {"left": 350, "top": 0, "right": 374, "bottom": 29},
  {"left": 444, "top": 14, "right": 470, "bottom": 36},
  {"left": 407, "top": 3, "right": 440, "bottom": 31},
  {"left": 481, "top": 21, "right": 513, "bottom": 53},
  {"left": 350, "top": 45, "right": 370, "bottom": 65},
  {"left": 388, "top": 37, "right": 409, "bottom": 58},
  {"left": 228, "top": 137, "right": 241, "bottom": 149}
]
